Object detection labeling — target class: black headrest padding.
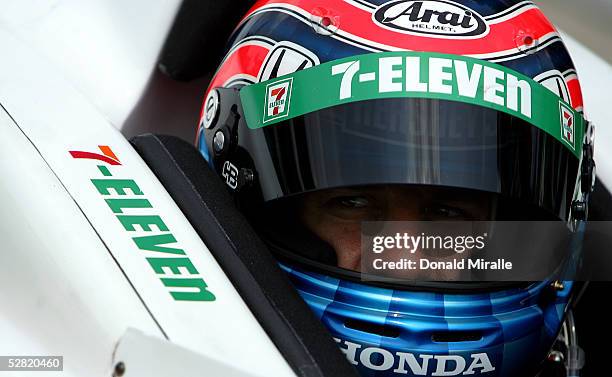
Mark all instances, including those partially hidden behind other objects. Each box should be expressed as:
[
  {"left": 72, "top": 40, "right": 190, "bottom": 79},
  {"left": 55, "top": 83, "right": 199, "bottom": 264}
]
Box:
[{"left": 130, "top": 134, "right": 357, "bottom": 377}]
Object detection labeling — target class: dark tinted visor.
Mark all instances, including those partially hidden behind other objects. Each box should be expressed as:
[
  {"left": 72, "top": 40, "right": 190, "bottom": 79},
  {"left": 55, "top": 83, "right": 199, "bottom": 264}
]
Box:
[{"left": 254, "top": 98, "right": 578, "bottom": 221}]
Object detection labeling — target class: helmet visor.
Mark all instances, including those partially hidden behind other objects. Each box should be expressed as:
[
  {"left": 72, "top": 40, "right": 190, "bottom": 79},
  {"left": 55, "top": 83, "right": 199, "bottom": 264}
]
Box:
[{"left": 255, "top": 97, "right": 578, "bottom": 221}]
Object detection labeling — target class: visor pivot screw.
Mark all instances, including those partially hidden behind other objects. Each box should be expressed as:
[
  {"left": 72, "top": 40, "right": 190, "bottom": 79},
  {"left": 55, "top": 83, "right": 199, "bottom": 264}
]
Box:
[
  {"left": 112, "top": 362, "right": 126, "bottom": 377},
  {"left": 242, "top": 168, "right": 255, "bottom": 184},
  {"left": 213, "top": 130, "right": 226, "bottom": 154},
  {"left": 571, "top": 200, "right": 588, "bottom": 221},
  {"left": 202, "top": 89, "right": 220, "bottom": 129},
  {"left": 551, "top": 281, "right": 565, "bottom": 291}
]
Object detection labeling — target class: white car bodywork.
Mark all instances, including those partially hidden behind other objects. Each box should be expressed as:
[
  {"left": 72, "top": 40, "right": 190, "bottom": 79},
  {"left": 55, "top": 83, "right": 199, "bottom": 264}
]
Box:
[
  {"left": 0, "top": 4, "right": 294, "bottom": 376},
  {"left": 0, "top": 1, "right": 610, "bottom": 376}
]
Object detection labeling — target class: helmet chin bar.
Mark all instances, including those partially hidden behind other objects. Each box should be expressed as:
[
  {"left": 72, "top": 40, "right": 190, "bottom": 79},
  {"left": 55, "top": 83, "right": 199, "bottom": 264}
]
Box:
[{"left": 540, "top": 310, "right": 584, "bottom": 377}]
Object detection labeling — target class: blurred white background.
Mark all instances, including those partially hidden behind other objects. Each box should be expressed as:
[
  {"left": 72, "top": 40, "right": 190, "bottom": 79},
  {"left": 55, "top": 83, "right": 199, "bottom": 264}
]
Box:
[{"left": 537, "top": 0, "right": 612, "bottom": 64}]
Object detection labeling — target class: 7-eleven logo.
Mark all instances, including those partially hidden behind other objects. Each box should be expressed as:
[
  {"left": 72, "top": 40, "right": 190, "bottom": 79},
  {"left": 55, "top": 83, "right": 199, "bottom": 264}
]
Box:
[
  {"left": 559, "top": 102, "right": 575, "bottom": 150},
  {"left": 70, "top": 145, "right": 121, "bottom": 165},
  {"left": 263, "top": 77, "right": 293, "bottom": 123}
]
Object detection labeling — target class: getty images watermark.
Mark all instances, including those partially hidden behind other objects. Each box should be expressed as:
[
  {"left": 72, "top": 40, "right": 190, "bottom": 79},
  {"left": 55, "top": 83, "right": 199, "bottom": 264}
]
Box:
[
  {"left": 370, "top": 230, "right": 512, "bottom": 272},
  {"left": 360, "top": 221, "right": 582, "bottom": 282}
]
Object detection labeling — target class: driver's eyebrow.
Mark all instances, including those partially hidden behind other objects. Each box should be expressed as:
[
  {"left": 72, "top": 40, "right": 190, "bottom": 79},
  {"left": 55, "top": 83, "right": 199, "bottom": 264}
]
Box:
[
  {"left": 318, "top": 187, "right": 385, "bottom": 199},
  {"left": 423, "top": 188, "right": 478, "bottom": 202},
  {"left": 417, "top": 190, "right": 490, "bottom": 211}
]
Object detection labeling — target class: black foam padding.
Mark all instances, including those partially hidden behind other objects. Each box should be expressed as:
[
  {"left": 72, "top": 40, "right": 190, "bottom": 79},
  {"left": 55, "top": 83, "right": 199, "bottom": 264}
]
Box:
[
  {"left": 130, "top": 134, "right": 358, "bottom": 377},
  {"left": 158, "top": 0, "right": 256, "bottom": 81}
]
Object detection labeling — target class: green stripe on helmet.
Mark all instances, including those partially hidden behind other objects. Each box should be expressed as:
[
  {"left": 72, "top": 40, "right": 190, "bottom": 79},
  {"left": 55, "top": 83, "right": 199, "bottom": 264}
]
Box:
[{"left": 240, "top": 51, "right": 584, "bottom": 158}]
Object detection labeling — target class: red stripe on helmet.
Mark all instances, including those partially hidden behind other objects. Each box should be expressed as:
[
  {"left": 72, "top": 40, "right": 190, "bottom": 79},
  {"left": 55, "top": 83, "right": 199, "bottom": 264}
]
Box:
[
  {"left": 567, "top": 78, "right": 584, "bottom": 111},
  {"left": 199, "top": 43, "right": 271, "bottom": 122},
  {"left": 242, "top": 0, "right": 556, "bottom": 57},
  {"left": 210, "top": 43, "right": 270, "bottom": 90}
]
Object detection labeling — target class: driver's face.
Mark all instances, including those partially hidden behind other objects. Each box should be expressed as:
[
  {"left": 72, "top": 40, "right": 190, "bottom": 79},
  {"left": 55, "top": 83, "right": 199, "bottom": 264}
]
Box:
[{"left": 299, "top": 186, "right": 492, "bottom": 271}]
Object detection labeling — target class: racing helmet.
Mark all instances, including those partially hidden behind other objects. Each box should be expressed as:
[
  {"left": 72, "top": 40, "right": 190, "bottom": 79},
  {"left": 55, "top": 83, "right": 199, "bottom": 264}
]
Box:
[{"left": 196, "top": 0, "right": 595, "bottom": 376}]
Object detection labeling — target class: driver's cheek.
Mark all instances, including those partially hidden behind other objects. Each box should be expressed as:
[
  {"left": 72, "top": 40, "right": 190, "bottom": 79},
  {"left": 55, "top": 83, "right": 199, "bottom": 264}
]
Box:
[{"left": 315, "top": 221, "right": 363, "bottom": 271}]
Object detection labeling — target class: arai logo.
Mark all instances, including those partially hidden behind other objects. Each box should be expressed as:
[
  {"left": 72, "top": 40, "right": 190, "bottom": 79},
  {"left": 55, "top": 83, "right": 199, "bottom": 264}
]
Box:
[{"left": 373, "top": 0, "right": 489, "bottom": 38}]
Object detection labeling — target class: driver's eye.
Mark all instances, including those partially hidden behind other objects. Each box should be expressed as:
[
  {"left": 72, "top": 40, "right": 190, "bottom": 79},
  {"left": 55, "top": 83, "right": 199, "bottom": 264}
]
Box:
[
  {"left": 338, "top": 196, "right": 370, "bottom": 209},
  {"left": 425, "top": 204, "right": 468, "bottom": 220},
  {"left": 323, "top": 195, "right": 380, "bottom": 220}
]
